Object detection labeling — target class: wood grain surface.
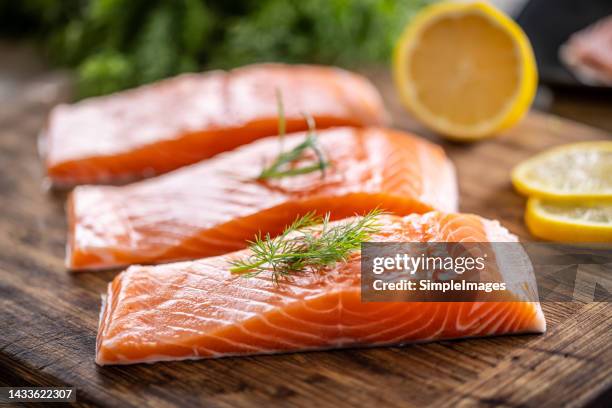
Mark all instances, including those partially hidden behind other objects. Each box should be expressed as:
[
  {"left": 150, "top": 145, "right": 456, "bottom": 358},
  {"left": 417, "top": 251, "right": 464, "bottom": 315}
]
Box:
[{"left": 0, "top": 60, "right": 611, "bottom": 407}]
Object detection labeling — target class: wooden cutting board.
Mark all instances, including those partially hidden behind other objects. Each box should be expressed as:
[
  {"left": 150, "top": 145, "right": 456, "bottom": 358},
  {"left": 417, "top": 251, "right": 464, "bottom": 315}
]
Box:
[{"left": 0, "top": 69, "right": 610, "bottom": 408}]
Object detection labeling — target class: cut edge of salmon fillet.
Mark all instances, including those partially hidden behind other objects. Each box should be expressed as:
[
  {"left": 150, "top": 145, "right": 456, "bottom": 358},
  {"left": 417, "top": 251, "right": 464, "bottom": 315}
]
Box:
[
  {"left": 95, "top": 213, "right": 546, "bottom": 366},
  {"left": 96, "top": 295, "right": 545, "bottom": 366},
  {"left": 66, "top": 192, "right": 454, "bottom": 271}
]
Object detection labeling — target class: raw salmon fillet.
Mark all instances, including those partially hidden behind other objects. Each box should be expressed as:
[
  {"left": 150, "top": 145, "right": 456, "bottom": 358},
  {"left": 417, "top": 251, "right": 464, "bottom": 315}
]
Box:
[
  {"left": 67, "top": 127, "right": 457, "bottom": 270},
  {"left": 43, "top": 63, "right": 388, "bottom": 187},
  {"left": 96, "top": 213, "right": 546, "bottom": 365}
]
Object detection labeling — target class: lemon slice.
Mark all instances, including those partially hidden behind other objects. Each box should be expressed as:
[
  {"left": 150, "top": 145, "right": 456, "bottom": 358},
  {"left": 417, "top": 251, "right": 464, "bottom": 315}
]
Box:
[
  {"left": 392, "top": 1, "right": 537, "bottom": 141},
  {"left": 526, "top": 198, "right": 612, "bottom": 242},
  {"left": 512, "top": 141, "right": 612, "bottom": 201}
]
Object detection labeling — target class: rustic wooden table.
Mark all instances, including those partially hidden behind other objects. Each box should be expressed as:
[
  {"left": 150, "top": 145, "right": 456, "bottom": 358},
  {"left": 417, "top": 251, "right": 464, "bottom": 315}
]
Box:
[{"left": 0, "top": 43, "right": 611, "bottom": 407}]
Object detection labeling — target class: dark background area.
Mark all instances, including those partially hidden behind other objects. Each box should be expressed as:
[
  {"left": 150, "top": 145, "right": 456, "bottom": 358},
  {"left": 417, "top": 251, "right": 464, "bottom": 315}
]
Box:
[{"left": 517, "top": 0, "right": 612, "bottom": 88}]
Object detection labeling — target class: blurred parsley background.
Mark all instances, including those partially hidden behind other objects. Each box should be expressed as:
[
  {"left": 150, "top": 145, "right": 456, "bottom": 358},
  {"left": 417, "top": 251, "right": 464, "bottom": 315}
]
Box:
[{"left": 0, "top": 0, "right": 430, "bottom": 98}]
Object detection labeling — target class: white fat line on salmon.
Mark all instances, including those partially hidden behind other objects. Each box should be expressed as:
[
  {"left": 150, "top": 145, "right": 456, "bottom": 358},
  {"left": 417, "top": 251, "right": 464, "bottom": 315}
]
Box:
[
  {"left": 371, "top": 253, "right": 487, "bottom": 275},
  {"left": 372, "top": 279, "right": 507, "bottom": 293}
]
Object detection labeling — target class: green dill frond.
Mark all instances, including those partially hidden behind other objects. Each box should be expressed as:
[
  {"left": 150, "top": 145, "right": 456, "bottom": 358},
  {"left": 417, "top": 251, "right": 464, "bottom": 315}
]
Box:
[
  {"left": 258, "top": 93, "right": 329, "bottom": 180},
  {"left": 229, "top": 209, "right": 384, "bottom": 284}
]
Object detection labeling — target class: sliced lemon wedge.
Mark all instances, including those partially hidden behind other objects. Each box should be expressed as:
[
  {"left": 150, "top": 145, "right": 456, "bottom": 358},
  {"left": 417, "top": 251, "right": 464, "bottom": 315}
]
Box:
[
  {"left": 512, "top": 141, "right": 612, "bottom": 201},
  {"left": 526, "top": 198, "right": 612, "bottom": 242},
  {"left": 392, "top": 1, "right": 537, "bottom": 141}
]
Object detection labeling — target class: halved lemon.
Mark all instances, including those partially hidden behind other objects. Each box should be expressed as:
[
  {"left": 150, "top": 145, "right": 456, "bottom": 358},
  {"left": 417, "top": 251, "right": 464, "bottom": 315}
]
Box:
[
  {"left": 393, "top": 1, "right": 537, "bottom": 141},
  {"left": 526, "top": 198, "right": 612, "bottom": 242},
  {"left": 512, "top": 141, "right": 612, "bottom": 201}
]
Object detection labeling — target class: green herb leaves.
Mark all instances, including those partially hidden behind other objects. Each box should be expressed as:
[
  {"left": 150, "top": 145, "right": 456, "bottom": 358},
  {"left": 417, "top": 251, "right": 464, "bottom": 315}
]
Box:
[
  {"left": 258, "top": 92, "right": 329, "bottom": 180},
  {"left": 3, "top": 1, "right": 429, "bottom": 97},
  {"left": 229, "top": 209, "right": 383, "bottom": 284},
  {"left": 258, "top": 131, "right": 329, "bottom": 179}
]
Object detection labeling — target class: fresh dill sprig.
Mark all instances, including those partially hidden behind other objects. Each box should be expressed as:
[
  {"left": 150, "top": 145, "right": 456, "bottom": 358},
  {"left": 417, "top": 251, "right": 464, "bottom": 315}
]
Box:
[
  {"left": 229, "top": 209, "right": 383, "bottom": 284},
  {"left": 258, "top": 92, "right": 329, "bottom": 180}
]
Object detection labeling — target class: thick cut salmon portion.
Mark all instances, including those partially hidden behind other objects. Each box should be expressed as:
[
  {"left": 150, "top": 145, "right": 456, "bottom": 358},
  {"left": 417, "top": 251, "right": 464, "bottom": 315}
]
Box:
[
  {"left": 96, "top": 213, "right": 546, "bottom": 365},
  {"left": 43, "top": 64, "right": 388, "bottom": 187},
  {"left": 67, "top": 127, "right": 457, "bottom": 270}
]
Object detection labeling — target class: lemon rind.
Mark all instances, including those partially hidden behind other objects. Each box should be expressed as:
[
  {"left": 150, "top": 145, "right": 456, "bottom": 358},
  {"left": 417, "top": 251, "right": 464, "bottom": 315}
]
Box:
[
  {"left": 512, "top": 141, "right": 612, "bottom": 201},
  {"left": 526, "top": 198, "right": 612, "bottom": 242}
]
